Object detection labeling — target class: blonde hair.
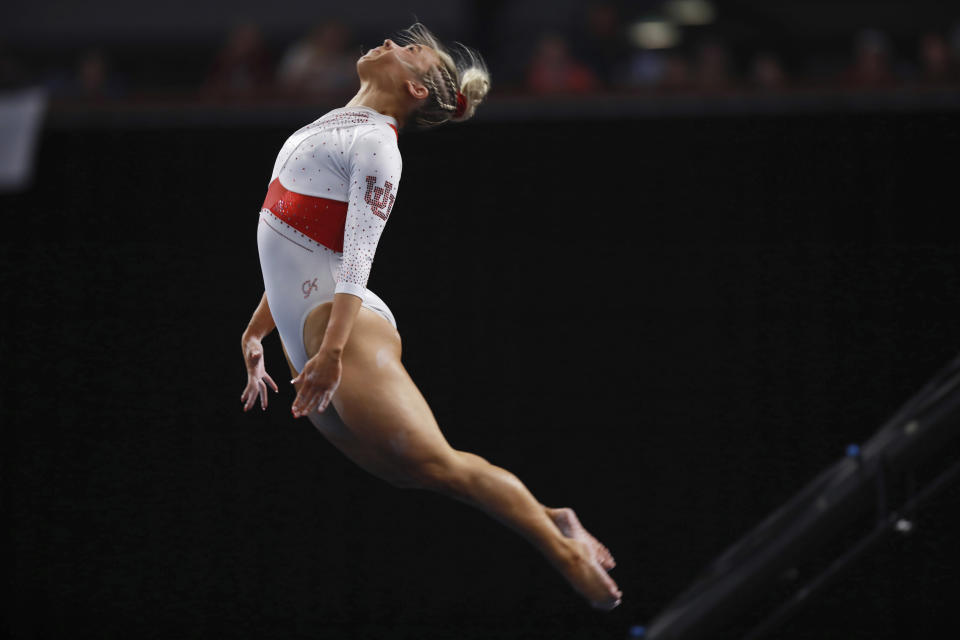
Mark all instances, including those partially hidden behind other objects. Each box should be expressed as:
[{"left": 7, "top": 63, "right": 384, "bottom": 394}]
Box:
[{"left": 396, "top": 23, "right": 491, "bottom": 127}]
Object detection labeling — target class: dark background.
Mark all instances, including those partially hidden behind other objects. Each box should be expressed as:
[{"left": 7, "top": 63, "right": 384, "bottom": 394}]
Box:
[{"left": 4, "top": 109, "right": 960, "bottom": 639}]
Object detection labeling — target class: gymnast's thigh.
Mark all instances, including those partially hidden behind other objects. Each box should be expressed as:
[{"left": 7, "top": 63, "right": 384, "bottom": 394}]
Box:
[{"left": 298, "top": 305, "right": 458, "bottom": 478}]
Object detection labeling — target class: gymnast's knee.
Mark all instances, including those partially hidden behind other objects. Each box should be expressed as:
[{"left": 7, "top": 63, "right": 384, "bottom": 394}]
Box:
[{"left": 396, "top": 451, "right": 482, "bottom": 495}]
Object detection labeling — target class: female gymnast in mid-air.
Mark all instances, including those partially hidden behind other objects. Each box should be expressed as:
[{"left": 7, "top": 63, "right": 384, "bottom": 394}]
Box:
[{"left": 239, "top": 24, "right": 622, "bottom": 610}]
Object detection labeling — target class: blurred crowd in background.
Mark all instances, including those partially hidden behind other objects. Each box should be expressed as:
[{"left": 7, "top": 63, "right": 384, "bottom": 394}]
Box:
[{"left": 2, "top": 0, "right": 960, "bottom": 104}]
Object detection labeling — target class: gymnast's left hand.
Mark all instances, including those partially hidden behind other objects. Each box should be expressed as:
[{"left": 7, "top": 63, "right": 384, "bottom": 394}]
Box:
[
  {"left": 240, "top": 336, "right": 279, "bottom": 411},
  {"left": 291, "top": 348, "right": 342, "bottom": 417}
]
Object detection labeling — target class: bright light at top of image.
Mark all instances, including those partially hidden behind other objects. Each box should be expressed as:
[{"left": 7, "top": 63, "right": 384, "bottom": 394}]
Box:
[
  {"left": 629, "top": 20, "right": 681, "bottom": 49},
  {"left": 664, "top": 0, "right": 716, "bottom": 25}
]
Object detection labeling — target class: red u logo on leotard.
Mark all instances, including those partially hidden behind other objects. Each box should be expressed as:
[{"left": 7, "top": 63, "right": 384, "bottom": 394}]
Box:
[{"left": 364, "top": 176, "right": 396, "bottom": 221}]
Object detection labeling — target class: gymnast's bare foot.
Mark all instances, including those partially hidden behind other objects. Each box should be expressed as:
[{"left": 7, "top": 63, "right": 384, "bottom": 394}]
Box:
[
  {"left": 548, "top": 507, "right": 616, "bottom": 571},
  {"left": 555, "top": 538, "right": 623, "bottom": 611}
]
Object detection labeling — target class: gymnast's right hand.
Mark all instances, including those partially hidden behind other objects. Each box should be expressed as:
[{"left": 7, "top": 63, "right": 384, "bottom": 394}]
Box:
[
  {"left": 241, "top": 336, "right": 279, "bottom": 411},
  {"left": 290, "top": 348, "right": 342, "bottom": 417}
]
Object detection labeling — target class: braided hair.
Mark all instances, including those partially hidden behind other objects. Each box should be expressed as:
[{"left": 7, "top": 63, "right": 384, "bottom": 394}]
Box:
[{"left": 396, "top": 23, "right": 491, "bottom": 128}]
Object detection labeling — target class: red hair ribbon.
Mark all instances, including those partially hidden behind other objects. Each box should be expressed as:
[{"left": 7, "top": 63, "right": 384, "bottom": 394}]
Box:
[{"left": 454, "top": 91, "right": 467, "bottom": 119}]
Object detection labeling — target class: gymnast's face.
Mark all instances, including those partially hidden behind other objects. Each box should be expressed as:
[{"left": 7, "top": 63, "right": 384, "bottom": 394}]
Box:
[{"left": 357, "top": 38, "right": 439, "bottom": 99}]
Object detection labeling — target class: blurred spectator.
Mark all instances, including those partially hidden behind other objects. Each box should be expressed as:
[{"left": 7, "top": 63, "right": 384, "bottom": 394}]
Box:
[
  {"left": 840, "top": 28, "right": 896, "bottom": 88},
  {"left": 573, "top": 2, "right": 630, "bottom": 88},
  {"left": 622, "top": 49, "right": 693, "bottom": 92},
  {"left": 6, "top": 8, "right": 959, "bottom": 104},
  {"left": 203, "top": 22, "right": 273, "bottom": 99},
  {"left": 917, "top": 32, "right": 957, "bottom": 85},
  {"left": 46, "top": 49, "right": 125, "bottom": 100},
  {"left": 77, "top": 50, "right": 119, "bottom": 98},
  {"left": 623, "top": 50, "right": 668, "bottom": 89},
  {"left": 749, "top": 52, "right": 787, "bottom": 91},
  {"left": 526, "top": 33, "right": 599, "bottom": 94},
  {"left": 277, "top": 21, "right": 357, "bottom": 98},
  {"left": 660, "top": 53, "right": 692, "bottom": 90},
  {"left": 692, "top": 39, "right": 734, "bottom": 91}
]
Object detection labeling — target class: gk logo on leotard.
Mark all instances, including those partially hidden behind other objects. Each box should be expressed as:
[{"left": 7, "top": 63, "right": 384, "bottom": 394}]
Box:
[
  {"left": 364, "top": 176, "right": 395, "bottom": 221},
  {"left": 302, "top": 278, "right": 318, "bottom": 299}
]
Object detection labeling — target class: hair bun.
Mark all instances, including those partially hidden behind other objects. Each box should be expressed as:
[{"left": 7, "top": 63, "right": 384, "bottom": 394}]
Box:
[
  {"left": 454, "top": 66, "right": 491, "bottom": 121},
  {"left": 399, "top": 22, "right": 491, "bottom": 127}
]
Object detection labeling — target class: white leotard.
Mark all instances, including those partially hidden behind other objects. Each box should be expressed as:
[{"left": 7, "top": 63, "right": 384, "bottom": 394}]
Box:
[{"left": 257, "top": 106, "right": 401, "bottom": 374}]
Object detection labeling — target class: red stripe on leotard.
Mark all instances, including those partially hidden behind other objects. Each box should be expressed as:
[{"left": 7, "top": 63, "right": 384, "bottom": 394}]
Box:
[{"left": 261, "top": 178, "right": 347, "bottom": 252}]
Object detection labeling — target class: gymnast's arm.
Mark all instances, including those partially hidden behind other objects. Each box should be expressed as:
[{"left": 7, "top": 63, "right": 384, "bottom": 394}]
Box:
[
  {"left": 316, "top": 292, "right": 363, "bottom": 361},
  {"left": 240, "top": 292, "right": 279, "bottom": 411},
  {"left": 242, "top": 291, "right": 276, "bottom": 342}
]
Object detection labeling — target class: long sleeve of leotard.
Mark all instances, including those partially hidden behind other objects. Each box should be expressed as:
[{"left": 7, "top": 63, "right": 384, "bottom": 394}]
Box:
[{"left": 334, "top": 128, "right": 402, "bottom": 299}]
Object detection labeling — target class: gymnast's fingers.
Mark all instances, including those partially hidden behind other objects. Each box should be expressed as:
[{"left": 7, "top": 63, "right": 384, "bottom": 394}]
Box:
[
  {"left": 302, "top": 385, "right": 328, "bottom": 416},
  {"left": 292, "top": 388, "right": 316, "bottom": 417},
  {"left": 258, "top": 380, "right": 269, "bottom": 410},
  {"left": 316, "top": 390, "right": 333, "bottom": 413},
  {"left": 242, "top": 384, "right": 256, "bottom": 412},
  {"left": 263, "top": 372, "right": 279, "bottom": 393}
]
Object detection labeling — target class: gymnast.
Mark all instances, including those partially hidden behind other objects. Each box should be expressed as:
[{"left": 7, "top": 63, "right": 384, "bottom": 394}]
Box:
[{"left": 240, "top": 24, "right": 621, "bottom": 610}]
